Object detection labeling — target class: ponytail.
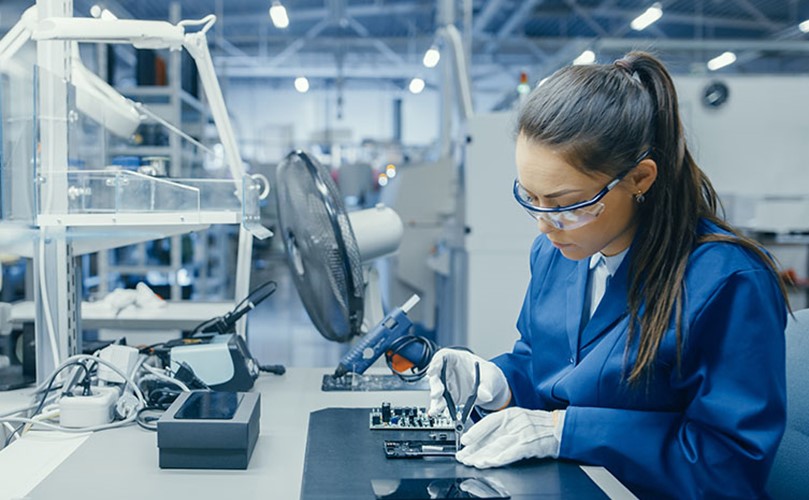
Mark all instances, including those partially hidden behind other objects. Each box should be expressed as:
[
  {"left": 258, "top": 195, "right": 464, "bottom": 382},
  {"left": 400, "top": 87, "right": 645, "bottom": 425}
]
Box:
[
  {"left": 614, "top": 52, "right": 789, "bottom": 382},
  {"left": 518, "top": 51, "right": 790, "bottom": 384}
]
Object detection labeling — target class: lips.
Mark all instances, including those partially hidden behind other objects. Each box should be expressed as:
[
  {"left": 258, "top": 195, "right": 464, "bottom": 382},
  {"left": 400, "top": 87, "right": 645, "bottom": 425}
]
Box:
[{"left": 550, "top": 240, "right": 571, "bottom": 249}]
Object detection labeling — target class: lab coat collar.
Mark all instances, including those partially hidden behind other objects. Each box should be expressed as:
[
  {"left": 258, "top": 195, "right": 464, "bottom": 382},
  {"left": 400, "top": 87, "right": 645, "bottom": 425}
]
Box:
[
  {"left": 579, "top": 249, "right": 632, "bottom": 354},
  {"left": 565, "top": 259, "right": 589, "bottom": 364},
  {"left": 588, "top": 247, "right": 629, "bottom": 276}
]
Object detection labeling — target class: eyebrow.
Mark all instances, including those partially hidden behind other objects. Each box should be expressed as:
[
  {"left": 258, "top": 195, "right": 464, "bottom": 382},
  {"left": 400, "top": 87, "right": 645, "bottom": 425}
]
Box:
[{"left": 539, "top": 187, "right": 585, "bottom": 199}]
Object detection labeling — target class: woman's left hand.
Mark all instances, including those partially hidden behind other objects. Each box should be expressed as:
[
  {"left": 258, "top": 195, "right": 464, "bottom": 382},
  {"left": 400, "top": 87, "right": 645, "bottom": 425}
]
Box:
[{"left": 456, "top": 407, "right": 566, "bottom": 469}]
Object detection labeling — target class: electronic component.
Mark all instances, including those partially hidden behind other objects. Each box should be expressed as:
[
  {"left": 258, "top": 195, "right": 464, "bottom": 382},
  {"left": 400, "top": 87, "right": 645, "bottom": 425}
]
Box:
[
  {"left": 371, "top": 477, "right": 510, "bottom": 499},
  {"left": 321, "top": 373, "right": 428, "bottom": 392},
  {"left": 369, "top": 403, "right": 454, "bottom": 430},
  {"left": 97, "top": 344, "right": 139, "bottom": 384},
  {"left": 169, "top": 334, "right": 259, "bottom": 392},
  {"left": 157, "top": 391, "right": 260, "bottom": 470},
  {"left": 383, "top": 438, "right": 457, "bottom": 458}
]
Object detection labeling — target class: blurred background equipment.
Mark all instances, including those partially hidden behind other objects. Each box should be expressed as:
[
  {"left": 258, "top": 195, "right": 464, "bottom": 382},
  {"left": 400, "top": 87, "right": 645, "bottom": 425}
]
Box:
[{"left": 276, "top": 151, "right": 436, "bottom": 388}]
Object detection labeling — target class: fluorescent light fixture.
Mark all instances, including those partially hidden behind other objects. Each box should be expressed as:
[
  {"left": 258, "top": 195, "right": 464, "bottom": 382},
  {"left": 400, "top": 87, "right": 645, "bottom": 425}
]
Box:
[
  {"left": 631, "top": 3, "right": 662, "bottom": 31},
  {"left": 800, "top": 19, "right": 809, "bottom": 33},
  {"left": 294, "top": 76, "right": 309, "bottom": 93},
  {"left": 270, "top": 1, "right": 289, "bottom": 29},
  {"left": 90, "top": 5, "right": 118, "bottom": 20},
  {"left": 408, "top": 77, "right": 425, "bottom": 94},
  {"left": 423, "top": 47, "right": 440, "bottom": 68},
  {"left": 707, "top": 51, "right": 736, "bottom": 71},
  {"left": 573, "top": 50, "right": 595, "bottom": 65}
]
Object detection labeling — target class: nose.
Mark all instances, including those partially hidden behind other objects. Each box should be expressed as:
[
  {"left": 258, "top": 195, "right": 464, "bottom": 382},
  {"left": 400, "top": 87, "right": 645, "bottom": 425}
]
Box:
[{"left": 536, "top": 217, "right": 557, "bottom": 234}]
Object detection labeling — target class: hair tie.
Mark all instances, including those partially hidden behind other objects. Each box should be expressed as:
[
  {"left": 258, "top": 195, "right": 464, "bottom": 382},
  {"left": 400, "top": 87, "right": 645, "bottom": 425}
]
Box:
[
  {"left": 614, "top": 59, "right": 642, "bottom": 83},
  {"left": 614, "top": 59, "right": 632, "bottom": 72}
]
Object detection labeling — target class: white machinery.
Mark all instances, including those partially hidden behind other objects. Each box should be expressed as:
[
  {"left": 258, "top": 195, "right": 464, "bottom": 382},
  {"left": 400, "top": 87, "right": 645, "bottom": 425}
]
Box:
[
  {"left": 378, "top": 0, "right": 536, "bottom": 357},
  {"left": 0, "top": 0, "right": 271, "bottom": 381}
]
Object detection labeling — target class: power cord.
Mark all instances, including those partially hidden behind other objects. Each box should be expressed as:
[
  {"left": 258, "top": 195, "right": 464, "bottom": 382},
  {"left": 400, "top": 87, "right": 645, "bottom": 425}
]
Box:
[
  {"left": 385, "top": 335, "right": 437, "bottom": 382},
  {"left": 135, "top": 407, "right": 165, "bottom": 431},
  {"left": 4, "top": 358, "right": 95, "bottom": 446},
  {"left": 259, "top": 364, "right": 286, "bottom": 375}
]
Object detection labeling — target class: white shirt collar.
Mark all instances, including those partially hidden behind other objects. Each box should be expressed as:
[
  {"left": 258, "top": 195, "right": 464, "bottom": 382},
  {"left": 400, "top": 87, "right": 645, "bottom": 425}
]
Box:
[{"left": 588, "top": 246, "right": 630, "bottom": 277}]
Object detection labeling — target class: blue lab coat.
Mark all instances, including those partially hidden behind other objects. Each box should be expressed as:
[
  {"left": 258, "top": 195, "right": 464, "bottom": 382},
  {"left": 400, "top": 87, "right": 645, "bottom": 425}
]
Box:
[{"left": 491, "top": 220, "right": 786, "bottom": 499}]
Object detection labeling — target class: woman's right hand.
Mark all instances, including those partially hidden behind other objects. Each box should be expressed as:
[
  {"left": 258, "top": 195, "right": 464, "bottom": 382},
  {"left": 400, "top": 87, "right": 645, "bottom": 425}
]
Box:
[{"left": 427, "top": 348, "right": 511, "bottom": 417}]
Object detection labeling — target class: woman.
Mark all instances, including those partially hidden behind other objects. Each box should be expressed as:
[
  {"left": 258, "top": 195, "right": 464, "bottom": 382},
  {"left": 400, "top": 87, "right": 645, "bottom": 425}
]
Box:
[{"left": 427, "top": 51, "right": 789, "bottom": 498}]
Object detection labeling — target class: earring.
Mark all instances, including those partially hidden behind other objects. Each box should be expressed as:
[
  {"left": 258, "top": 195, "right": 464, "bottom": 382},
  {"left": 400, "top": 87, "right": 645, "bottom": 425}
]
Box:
[{"left": 634, "top": 190, "right": 646, "bottom": 204}]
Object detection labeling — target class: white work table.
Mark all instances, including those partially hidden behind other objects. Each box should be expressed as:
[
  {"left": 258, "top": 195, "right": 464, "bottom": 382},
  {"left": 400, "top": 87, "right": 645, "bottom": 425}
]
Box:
[{"left": 0, "top": 368, "right": 635, "bottom": 500}]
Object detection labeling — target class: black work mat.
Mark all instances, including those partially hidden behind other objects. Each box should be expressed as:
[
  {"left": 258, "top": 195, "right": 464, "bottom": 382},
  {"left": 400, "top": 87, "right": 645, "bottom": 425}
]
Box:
[{"left": 301, "top": 408, "right": 609, "bottom": 500}]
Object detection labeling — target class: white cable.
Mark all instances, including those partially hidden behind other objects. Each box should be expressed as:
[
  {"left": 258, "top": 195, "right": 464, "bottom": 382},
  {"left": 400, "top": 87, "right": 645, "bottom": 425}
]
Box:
[
  {"left": 38, "top": 237, "right": 61, "bottom": 368},
  {"left": 21, "top": 409, "right": 61, "bottom": 436},
  {"left": 140, "top": 365, "right": 190, "bottom": 392},
  {"left": 42, "top": 354, "right": 146, "bottom": 408},
  {"left": 137, "top": 374, "right": 190, "bottom": 392},
  {"left": 0, "top": 403, "right": 39, "bottom": 419},
  {"left": 0, "top": 410, "right": 137, "bottom": 434},
  {"left": 129, "top": 354, "right": 148, "bottom": 380}
]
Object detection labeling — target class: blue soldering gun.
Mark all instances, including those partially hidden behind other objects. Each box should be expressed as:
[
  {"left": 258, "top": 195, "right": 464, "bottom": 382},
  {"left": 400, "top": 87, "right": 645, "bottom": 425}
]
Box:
[{"left": 333, "top": 295, "right": 421, "bottom": 378}]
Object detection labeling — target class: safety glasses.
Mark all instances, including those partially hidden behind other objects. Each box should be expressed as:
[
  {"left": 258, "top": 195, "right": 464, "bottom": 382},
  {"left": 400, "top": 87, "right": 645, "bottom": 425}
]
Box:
[{"left": 513, "top": 150, "right": 651, "bottom": 230}]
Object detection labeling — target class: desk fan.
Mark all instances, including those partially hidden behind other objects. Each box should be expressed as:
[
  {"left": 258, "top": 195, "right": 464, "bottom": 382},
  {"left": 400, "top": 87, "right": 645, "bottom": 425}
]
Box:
[{"left": 275, "top": 151, "right": 436, "bottom": 391}]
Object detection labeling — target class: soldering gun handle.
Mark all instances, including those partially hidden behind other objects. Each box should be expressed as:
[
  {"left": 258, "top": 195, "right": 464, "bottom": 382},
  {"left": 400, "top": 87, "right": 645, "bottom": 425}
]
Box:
[{"left": 334, "top": 306, "right": 414, "bottom": 377}]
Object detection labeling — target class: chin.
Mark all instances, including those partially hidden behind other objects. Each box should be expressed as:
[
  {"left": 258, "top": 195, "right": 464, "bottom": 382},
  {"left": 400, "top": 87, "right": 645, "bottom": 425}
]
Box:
[{"left": 557, "top": 245, "right": 590, "bottom": 261}]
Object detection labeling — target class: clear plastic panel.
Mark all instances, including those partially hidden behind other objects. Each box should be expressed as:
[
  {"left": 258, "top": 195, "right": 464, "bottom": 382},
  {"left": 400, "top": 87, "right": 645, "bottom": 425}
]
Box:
[
  {"left": 0, "top": 39, "right": 37, "bottom": 224},
  {"left": 60, "top": 169, "right": 200, "bottom": 214},
  {"left": 11, "top": 57, "right": 267, "bottom": 233}
]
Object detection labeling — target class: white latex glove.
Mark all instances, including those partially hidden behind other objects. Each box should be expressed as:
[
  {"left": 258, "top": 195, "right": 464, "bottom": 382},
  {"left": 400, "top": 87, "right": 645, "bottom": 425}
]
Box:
[
  {"left": 427, "top": 348, "right": 511, "bottom": 417},
  {"left": 135, "top": 282, "right": 166, "bottom": 309},
  {"left": 455, "top": 407, "right": 566, "bottom": 468}
]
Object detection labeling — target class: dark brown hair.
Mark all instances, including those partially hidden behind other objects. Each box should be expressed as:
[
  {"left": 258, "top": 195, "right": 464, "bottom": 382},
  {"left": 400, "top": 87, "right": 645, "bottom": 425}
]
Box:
[{"left": 517, "top": 51, "right": 789, "bottom": 383}]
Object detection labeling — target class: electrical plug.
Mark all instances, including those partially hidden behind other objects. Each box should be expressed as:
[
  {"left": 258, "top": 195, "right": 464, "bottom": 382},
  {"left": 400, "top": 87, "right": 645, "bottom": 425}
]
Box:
[
  {"left": 115, "top": 392, "right": 140, "bottom": 419},
  {"left": 172, "top": 361, "right": 209, "bottom": 390}
]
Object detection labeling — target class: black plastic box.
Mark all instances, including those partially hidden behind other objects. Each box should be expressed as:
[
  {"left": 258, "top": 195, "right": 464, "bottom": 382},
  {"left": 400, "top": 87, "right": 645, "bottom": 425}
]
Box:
[{"left": 157, "top": 391, "right": 260, "bottom": 469}]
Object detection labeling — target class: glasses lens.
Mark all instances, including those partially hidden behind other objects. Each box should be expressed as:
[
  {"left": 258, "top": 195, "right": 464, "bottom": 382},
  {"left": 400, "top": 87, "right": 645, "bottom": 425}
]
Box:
[
  {"left": 515, "top": 182, "right": 536, "bottom": 206},
  {"left": 531, "top": 202, "right": 605, "bottom": 230}
]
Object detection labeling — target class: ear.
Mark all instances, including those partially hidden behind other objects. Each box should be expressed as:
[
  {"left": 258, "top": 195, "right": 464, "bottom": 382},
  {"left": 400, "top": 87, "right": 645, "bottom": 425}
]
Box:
[{"left": 627, "top": 159, "right": 657, "bottom": 195}]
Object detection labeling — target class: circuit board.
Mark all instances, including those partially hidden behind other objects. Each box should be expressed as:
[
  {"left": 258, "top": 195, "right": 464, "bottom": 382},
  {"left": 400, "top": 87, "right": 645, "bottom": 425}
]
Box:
[
  {"left": 383, "top": 439, "right": 457, "bottom": 458},
  {"left": 321, "top": 373, "right": 429, "bottom": 392},
  {"left": 369, "top": 403, "right": 454, "bottom": 430}
]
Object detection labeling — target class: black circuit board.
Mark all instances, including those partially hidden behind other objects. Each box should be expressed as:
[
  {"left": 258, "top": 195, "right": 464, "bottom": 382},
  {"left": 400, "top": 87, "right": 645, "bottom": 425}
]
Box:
[
  {"left": 383, "top": 439, "right": 457, "bottom": 458},
  {"left": 369, "top": 403, "right": 454, "bottom": 430}
]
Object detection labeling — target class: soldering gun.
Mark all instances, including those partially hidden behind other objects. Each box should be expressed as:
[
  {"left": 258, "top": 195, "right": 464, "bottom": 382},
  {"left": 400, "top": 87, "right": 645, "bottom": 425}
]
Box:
[{"left": 333, "top": 295, "right": 421, "bottom": 378}]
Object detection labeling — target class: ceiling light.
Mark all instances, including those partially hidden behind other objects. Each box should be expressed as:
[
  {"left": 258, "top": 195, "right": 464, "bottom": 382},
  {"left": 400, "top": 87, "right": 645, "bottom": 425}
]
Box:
[
  {"left": 423, "top": 47, "right": 440, "bottom": 68},
  {"left": 408, "top": 77, "right": 425, "bottom": 94},
  {"left": 294, "top": 77, "right": 309, "bottom": 93},
  {"left": 630, "top": 3, "right": 662, "bottom": 31},
  {"left": 707, "top": 51, "right": 736, "bottom": 71},
  {"left": 269, "top": 1, "right": 289, "bottom": 29},
  {"left": 572, "top": 50, "right": 595, "bottom": 66},
  {"left": 90, "top": 5, "right": 118, "bottom": 20},
  {"left": 800, "top": 19, "right": 809, "bottom": 33}
]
